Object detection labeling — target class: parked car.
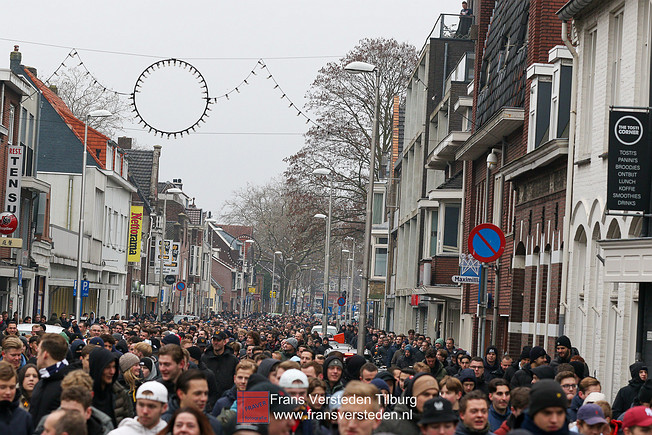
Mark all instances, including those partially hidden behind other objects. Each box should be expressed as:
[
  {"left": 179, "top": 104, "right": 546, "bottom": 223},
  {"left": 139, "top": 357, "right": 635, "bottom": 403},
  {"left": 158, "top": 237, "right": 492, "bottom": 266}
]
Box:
[
  {"left": 311, "top": 325, "right": 338, "bottom": 337},
  {"left": 17, "top": 323, "right": 64, "bottom": 336}
]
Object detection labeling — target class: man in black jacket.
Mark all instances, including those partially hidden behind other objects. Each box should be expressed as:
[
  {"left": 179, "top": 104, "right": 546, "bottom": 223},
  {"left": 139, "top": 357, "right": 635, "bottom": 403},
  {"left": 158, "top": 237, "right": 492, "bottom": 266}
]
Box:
[
  {"left": 201, "top": 332, "right": 238, "bottom": 399},
  {"left": 30, "top": 333, "right": 75, "bottom": 424},
  {"left": 613, "top": 362, "right": 648, "bottom": 418}
]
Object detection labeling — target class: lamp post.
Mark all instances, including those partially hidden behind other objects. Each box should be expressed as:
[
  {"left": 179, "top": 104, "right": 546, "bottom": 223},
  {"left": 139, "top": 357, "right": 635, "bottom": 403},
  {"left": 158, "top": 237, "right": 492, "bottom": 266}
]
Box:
[
  {"left": 344, "top": 236, "right": 355, "bottom": 324},
  {"left": 313, "top": 167, "right": 333, "bottom": 338},
  {"left": 338, "top": 248, "right": 350, "bottom": 329},
  {"left": 156, "top": 187, "right": 183, "bottom": 320},
  {"left": 344, "top": 61, "right": 380, "bottom": 355},
  {"left": 75, "top": 109, "right": 112, "bottom": 321},
  {"left": 271, "top": 251, "right": 282, "bottom": 312},
  {"left": 240, "top": 239, "right": 255, "bottom": 318}
]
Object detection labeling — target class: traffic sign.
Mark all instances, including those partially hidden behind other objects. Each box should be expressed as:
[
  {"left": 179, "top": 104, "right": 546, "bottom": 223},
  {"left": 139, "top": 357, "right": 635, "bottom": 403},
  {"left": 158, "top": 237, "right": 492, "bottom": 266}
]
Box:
[
  {"left": 73, "top": 280, "right": 90, "bottom": 297},
  {"left": 452, "top": 254, "right": 481, "bottom": 284},
  {"left": 165, "top": 275, "right": 176, "bottom": 285},
  {"left": 0, "top": 212, "right": 18, "bottom": 235},
  {"left": 337, "top": 297, "right": 346, "bottom": 307},
  {"left": 176, "top": 282, "right": 186, "bottom": 291},
  {"left": 468, "top": 223, "right": 505, "bottom": 263}
]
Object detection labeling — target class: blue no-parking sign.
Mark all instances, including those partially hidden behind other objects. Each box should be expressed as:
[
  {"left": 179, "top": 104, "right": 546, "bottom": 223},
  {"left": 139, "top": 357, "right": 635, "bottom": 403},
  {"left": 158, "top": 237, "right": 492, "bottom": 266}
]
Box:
[{"left": 468, "top": 223, "right": 505, "bottom": 263}]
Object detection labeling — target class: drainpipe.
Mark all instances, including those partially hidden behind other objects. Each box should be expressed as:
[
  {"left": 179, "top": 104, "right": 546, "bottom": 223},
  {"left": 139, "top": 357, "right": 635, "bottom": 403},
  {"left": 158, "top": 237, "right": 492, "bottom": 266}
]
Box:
[{"left": 559, "top": 20, "right": 579, "bottom": 336}]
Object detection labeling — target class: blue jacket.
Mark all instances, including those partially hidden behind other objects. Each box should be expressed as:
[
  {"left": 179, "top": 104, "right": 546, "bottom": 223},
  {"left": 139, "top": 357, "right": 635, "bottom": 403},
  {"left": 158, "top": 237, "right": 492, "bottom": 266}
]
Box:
[
  {"left": 0, "top": 353, "right": 26, "bottom": 369},
  {"left": 212, "top": 385, "right": 237, "bottom": 416},
  {"left": 0, "top": 396, "right": 33, "bottom": 435},
  {"left": 488, "top": 404, "right": 511, "bottom": 432}
]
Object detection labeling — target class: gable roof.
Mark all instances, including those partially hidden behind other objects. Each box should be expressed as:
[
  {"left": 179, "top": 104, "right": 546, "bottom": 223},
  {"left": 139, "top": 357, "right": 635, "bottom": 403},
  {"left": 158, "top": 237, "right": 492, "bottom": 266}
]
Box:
[
  {"left": 125, "top": 149, "right": 154, "bottom": 200},
  {"left": 23, "top": 68, "right": 107, "bottom": 169}
]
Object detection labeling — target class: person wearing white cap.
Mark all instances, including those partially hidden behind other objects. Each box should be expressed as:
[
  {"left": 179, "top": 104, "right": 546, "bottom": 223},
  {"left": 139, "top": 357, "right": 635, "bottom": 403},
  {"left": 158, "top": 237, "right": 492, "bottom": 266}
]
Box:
[
  {"left": 279, "top": 368, "right": 309, "bottom": 403},
  {"left": 107, "top": 381, "right": 168, "bottom": 435}
]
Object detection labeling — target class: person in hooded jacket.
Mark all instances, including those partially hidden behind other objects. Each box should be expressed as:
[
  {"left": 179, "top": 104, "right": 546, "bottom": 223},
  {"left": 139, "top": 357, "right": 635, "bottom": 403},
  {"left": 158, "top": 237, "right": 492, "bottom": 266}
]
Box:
[
  {"left": 200, "top": 332, "right": 237, "bottom": 399},
  {"left": 376, "top": 372, "right": 442, "bottom": 435},
  {"left": 343, "top": 354, "right": 366, "bottom": 384},
  {"left": 89, "top": 347, "right": 134, "bottom": 427},
  {"left": 484, "top": 346, "right": 500, "bottom": 381},
  {"left": 257, "top": 358, "right": 281, "bottom": 384},
  {"left": 613, "top": 362, "right": 648, "bottom": 418},
  {"left": 511, "top": 346, "right": 547, "bottom": 388},
  {"left": 397, "top": 345, "right": 418, "bottom": 368},
  {"left": 0, "top": 361, "right": 33, "bottom": 435},
  {"left": 322, "top": 355, "right": 344, "bottom": 396},
  {"left": 505, "top": 347, "right": 531, "bottom": 384}
]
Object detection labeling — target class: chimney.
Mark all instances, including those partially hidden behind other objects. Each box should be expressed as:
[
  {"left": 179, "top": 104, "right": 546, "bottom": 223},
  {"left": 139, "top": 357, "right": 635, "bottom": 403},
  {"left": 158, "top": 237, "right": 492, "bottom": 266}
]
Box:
[
  {"left": 10, "top": 46, "right": 21, "bottom": 74},
  {"left": 49, "top": 85, "right": 58, "bottom": 95},
  {"left": 117, "top": 136, "right": 133, "bottom": 150},
  {"left": 151, "top": 145, "right": 162, "bottom": 205},
  {"left": 172, "top": 178, "right": 183, "bottom": 190}
]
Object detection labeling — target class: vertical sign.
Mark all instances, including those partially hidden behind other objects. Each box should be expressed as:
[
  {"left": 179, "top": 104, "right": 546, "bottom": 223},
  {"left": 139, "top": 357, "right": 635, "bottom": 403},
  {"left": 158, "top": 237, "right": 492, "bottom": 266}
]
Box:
[
  {"left": 607, "top": 110, "right": 651, "bottom": 212},
  {"left": 127, "top": 206, "right": 143, "bottom": 262},
  {"left": 5, "top": 145, "right": 23, "bottom": 218},
  {"left": 155, "top": 239, "right": 180, "bottom": 275}
]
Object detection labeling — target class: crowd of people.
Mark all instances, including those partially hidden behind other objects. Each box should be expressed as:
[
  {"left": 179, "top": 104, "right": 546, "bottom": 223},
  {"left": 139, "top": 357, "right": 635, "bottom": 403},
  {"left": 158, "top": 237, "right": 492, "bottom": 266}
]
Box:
[{"left": 0, "top": 310, "right": 650, "bottom": 435}]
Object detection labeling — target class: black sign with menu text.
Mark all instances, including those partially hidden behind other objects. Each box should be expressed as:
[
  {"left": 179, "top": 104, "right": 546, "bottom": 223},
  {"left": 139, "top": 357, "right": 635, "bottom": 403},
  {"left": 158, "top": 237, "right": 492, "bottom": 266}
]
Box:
[{"left": 607, "top": 110, "right": 651, "bottom": 212}]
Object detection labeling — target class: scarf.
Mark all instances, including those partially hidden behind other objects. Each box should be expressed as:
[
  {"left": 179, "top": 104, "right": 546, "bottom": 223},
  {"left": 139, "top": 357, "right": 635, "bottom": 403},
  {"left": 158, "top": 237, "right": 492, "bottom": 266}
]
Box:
[
  {"left": 38, "top": 359, "right": 68, "bottom": 379},
  {"left": 461, "top": 422, "right": 491, "bottom": 435}
]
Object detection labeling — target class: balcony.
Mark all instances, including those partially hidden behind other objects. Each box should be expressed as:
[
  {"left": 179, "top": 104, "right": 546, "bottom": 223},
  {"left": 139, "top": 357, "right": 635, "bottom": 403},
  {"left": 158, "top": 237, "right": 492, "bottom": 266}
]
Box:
[
  {"left": 427, "top": 131, "right": 472, "bottom": 169},
  {"left": 427, "top": 14, "right": 476, "bottom": 40}
]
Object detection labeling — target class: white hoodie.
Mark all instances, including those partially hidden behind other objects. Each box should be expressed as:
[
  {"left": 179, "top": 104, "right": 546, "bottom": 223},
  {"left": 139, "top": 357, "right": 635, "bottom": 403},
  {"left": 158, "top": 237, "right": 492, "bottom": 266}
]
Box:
[{"left": 107, "top": 416, "right": 168, "bottom": 435}]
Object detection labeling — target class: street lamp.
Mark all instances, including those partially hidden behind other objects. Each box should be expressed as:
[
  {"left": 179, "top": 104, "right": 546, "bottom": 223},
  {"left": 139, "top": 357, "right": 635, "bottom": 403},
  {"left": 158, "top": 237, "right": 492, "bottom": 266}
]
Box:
[
  {"left": 75, "top": 109, "right": 112, "bottom": 321},
  {"left": 344, "top": 236, "right": 356, "bottom": 324},
  {"left": 271, "top": 251, "right": 282, "bottom": 312},
  {"left": 338, "top": 248, "right": 350, "bottom": 329},
  {"left": 345, "top": 60, "right": 380, "bottom": 355},
  {"left": 314, "top": 208, "right": 331, "bottom": 338},
  {"left": 240, "top": 239, "right": 255, "bottom": 317},
  {"left": 157, "top": 186, "right": 183, "bottom": 320}
]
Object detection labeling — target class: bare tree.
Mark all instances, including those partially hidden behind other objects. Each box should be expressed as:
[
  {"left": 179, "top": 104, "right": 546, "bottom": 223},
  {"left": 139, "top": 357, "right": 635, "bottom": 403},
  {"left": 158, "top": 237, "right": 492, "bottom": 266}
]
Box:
[
  {"left": 285, "top": 37, "right": 417, "bottom": 233},
  {"left": 50, "top": 66, "right": 131, "bottom": 138}
]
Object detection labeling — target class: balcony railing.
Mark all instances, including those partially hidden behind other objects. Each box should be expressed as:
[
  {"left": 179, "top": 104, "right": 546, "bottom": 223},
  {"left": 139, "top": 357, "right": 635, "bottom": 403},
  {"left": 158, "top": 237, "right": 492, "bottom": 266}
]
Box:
[{"left": 428, "top": 14, "right": 475, "bottom": 40}]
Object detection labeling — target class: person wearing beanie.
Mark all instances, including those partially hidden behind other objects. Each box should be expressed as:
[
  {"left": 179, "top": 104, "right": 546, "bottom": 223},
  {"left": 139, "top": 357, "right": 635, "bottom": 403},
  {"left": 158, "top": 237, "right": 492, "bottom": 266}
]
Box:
[
  {"left": 377, "top": 373, "right": 441, "bottom": 435},
  {"left": 532, "top": 366, "right": 556, "bottom": 383},
  {"left": 435, "top": 338, "right": 446, "bottom": 349},
  {"left": 280, "top": 337, "right": 298, "bottom": 361},
  {"left": 517, "top": 379, "right": 569, "bottom": 435},
  {"left": 511, "top": 346, "right": 547, "bottom": 389},
  {"left": 397, "top": 344, "right": 418, "bottom": 369},
  {"left": 613, "top": 362, "right": 649, "bottom": 418},
  {"left": 322, "top": 355, "right": 344, "bottom": 396},
  {"left": 484, "top": 346, "right": 500, "bottom": 380},
  {"left": 551, "top": 336, "right": 573, "bottom": 371},
  {"left": 160, "top": 333, "right": 180, "bottom": 346},
  {"left": 457, "top": 368, "right": 477, "bottom": 394}
]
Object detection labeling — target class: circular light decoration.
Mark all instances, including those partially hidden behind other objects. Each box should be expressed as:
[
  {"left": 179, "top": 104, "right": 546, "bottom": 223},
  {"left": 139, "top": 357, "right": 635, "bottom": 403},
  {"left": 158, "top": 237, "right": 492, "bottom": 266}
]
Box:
[{"left": 131, "top": 58, "right": 212, "bottom": 138}]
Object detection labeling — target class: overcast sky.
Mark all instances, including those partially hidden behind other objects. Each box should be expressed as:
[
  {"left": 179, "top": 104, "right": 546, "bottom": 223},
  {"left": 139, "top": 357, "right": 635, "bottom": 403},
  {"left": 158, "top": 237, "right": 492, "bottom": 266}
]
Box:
[{"left": 3, "top": 0, "right": 461, "bottom": 215}]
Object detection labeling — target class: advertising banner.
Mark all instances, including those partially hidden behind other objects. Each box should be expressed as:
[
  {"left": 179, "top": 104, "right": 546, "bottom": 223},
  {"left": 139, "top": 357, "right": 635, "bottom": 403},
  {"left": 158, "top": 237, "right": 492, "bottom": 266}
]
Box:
[
  {"left": 607, "top": 110, "right": 651, "bottom": 212},
  {"left": 127, "top": 206, "right": 143, "bottom": 262},
  {"left": 5, "top": 145, "right": 23, "bottom": 219}
]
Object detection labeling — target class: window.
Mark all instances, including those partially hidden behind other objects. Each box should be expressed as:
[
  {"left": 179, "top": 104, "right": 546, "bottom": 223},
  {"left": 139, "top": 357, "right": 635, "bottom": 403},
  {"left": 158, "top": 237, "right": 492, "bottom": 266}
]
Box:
[
  {"left": 580, "top": 28, "right": 597, "bottom": 156},
  {"left": 527, "top": 64, "right": 553, "bottom": 151},
  {"left": 8, "top": 105, "right": 15, "bottom": 145},
  {"left": 374, "top": 247, "right": 387, "bottom": 277},
  {"left": 475, "top": 180, "right": 486, "bottom": 226},
  {"left": 429, "top": 209, "right": 439, "bottom": 257},
  {"left": 610, "top": 10, "right": 624, "bottom": 105},
  {"left": 442, "top": 203, "right": 461, "bottom": 253},
  {"left": 19, "top": 108, "right": 27, "bottom": 145},
  {"left": 372, "top": 192, "right": 385, "bottom": 225}
]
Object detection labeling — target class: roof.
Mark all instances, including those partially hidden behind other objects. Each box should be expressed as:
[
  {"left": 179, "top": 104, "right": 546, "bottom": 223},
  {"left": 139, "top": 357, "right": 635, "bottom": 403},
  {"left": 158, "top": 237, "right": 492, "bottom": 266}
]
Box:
[
  {"left": 125, "top": 149, "right": 154, "bottom": 200},
  {"left": 557, "top": 0, "right": 595, "bottom": 20},
  {"left": 23, "top": 68, "right": 107, "bottom": 169},
  {"left": 185, "top": 207, "right": 202, "bottom": 225},
  {"left": 436, "top": 171, "right": 463, "bottom": 190}
]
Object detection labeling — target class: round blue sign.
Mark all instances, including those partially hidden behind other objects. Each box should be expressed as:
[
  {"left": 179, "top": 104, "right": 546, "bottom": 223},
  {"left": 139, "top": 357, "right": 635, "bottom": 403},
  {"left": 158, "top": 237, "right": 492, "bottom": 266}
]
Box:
[
  {"left": 176, "top": 282, "right": 186, "bottom": 291},
  {"left": 468, "top": 223, "right": 505, "bottom": 263},
  {"left": 337, "top": 297, "right": 346, "bottom": 307}
]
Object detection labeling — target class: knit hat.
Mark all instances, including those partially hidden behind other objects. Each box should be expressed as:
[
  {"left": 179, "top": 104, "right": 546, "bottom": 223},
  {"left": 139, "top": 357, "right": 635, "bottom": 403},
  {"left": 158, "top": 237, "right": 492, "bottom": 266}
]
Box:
[
  {"left": 119, "top": 353, "right": 141, "bottom": 373},
  {"left": 405, "top": 344, "right": 413, "bottom": 352},
  {"left": 411, "top": 374, "right": 440, "bottom": 398},
  {"left": 435, "top": 338, "right": 445, "bottom": 347},
  {"left": 371, "top": 378, "right": 390, "bottom": 393},
  {"left": 529, "top": 346, "right": 547, "bottom": 361},
  {"left": 486, "top": 346, "right": 498, "bottom": 356},
  {"left": 161, "top": 334, "right": 180, "bottom": 346},
  {"left": 140, "top": 357, "right": 154, "bottom": 372},
  {"left": 519, "top": 346, "right": 532, "bottom": 362},
  {"left": 556, "top": 335, "right": 572, "bottom": 349},
  {"left": 528, "top": 379, "right": 568, "bottom": 417},
  {"left": 639, "top": 380, "right": 652, "bottom": 405},
  {"left": 285, "top": 337, "right": 298, "bottom": 349},
  {"left": 532, "top": 365, "right": 556, "bottom": 381},
  {"left": 187, "top": 346, "right": 202, "bottom": 362},
  {"left": 570, "top": 361, "right": 586, "bottom": 379}
]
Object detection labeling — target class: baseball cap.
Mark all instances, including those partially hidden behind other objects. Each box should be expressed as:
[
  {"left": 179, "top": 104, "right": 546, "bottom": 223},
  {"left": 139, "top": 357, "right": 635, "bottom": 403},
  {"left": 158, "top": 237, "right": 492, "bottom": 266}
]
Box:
[
  {"left": 419, "top": 397, "right": 458, "bottom": 425},
  {"left": 577, "top": 404, "right": 607, "bottom": 425},
  {"left": 212, "top": 331, "right": 228, "bottom": 341},
  {"left": 624, "top": 406, "right": 652, "bottom": 429},
  {"left": 136, "top": 381, "right": 168, "bottom": 403},
  {"left": 278, "top": 369, "right": 309, "bottom": 389},
  {"left": 196, "top": 337, "right": 208, "bottom": 347},
  {"left": 88, "top": 337, "right": 104, "bottom": 347}
]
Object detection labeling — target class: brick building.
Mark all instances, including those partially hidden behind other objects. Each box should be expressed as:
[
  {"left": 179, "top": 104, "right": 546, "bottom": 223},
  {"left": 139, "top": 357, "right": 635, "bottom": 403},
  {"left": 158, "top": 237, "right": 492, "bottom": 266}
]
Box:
[{"left": 454, "top": 0, "right": 570, "bottom": 356}]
